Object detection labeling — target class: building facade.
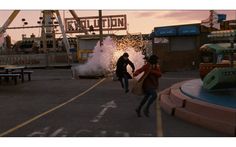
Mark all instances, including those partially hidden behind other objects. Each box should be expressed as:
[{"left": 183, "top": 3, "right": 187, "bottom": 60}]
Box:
[
  {"left": 152, "top": 23, "right": 214, "bottom": 72},
  {"left": 152, "top": 20, "right": 236, "bottom": 72}
]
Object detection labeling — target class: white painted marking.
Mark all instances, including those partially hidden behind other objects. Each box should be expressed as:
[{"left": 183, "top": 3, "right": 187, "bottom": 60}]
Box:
[
  {"left": 91, "top": 118, "right": 99, "bottom": 123},
  {"left": 49, "top": 128, "right": 64, "bottom": 137},
  {"left": 99, "top": 107, "right": 109, "bottom": 116},
  {"left": 91, "top": 107, "right": 109, "bottom": 123},
  {"left": 0, "top": 78, "right": 105, "bottom": 137},
  {"left": 115, "top": 131, "right": 130, "bottom": 137},
  {"left": 27, "top": 127, "right": 50, "bottom": 137},
  {"left": 91, "top": 100, "right": 117, "bottom": 123},
  {"left": 101, "top": 100, "right": 117, "bottom": 108},
  {"left": 98, "top": 130, "right": 107, "bottom": 137}
]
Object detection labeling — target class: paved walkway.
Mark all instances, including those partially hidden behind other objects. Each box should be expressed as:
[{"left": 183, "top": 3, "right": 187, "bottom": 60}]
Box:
[{"left": 0, "top": 69, "right": 227, "bottom": 137}]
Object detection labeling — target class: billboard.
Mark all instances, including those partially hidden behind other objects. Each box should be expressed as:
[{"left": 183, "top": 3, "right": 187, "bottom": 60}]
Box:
[{"left": 65, "top": 15, "right": 127, "bottom": 33}]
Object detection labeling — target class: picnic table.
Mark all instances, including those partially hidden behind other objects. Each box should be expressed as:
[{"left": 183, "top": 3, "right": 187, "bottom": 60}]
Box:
[
  {"left": 4, "top": 65, "right": 25, "bottom": 82},
  {"left": 0, "top": 65, "right": 31, "bottom": 84}
]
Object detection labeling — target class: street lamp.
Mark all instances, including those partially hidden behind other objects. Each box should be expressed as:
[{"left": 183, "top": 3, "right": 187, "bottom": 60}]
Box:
[
  {"left": 21, "top": 18, "right": 28, "bottom": 27},
  {"left": 21, "top": 18, "right": 28, "bottom": 38}
]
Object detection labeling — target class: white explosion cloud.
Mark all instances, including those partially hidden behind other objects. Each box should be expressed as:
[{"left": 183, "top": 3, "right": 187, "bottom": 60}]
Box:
[{"left": 74, "top": 36, "right": 145, "bottom": 78}]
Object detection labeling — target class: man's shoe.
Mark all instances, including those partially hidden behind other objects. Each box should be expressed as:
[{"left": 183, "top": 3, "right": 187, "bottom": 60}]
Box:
[
  {"left": 135, "top": 109, "right": 141, "bottom": 117},
  {"left": 125, "top": 89, "right": 129, "bottom": 93}
]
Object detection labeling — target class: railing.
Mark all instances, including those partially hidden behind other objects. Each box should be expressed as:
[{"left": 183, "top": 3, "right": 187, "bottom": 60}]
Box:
[{"left": 0, "top": 52, "right": 73, "bottom": 68}]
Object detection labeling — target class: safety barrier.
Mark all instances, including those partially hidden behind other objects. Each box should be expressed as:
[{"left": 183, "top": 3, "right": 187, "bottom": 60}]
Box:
[{"left": 0, "top": 53, "right": 72, "bottom": 68}]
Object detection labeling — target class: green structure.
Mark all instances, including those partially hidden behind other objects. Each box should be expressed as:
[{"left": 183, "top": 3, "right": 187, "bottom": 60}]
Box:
[
  {"left": 203, "top": 67, "right": 236, "bottom": 90},
  {"left": 201, "top": 30, "right": 236, "bottom": 90}
]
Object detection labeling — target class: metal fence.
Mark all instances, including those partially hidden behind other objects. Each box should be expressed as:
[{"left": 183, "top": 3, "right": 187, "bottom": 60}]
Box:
[{"left": 0, "top": 53, "right": 72, "bottom": 68}]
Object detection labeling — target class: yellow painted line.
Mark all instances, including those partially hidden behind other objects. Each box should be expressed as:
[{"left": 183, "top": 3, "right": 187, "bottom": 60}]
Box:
[
  {"left": 156, "top": 94, "right": 164, "bottom": 137},
  {"left": 0, "top": 78, "right": 106, "bottom": 137}
]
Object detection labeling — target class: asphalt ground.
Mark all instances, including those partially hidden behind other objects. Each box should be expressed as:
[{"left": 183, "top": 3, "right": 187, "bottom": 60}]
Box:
[{"left": 0, "top": 69, "right": 228, "bottom": 137}]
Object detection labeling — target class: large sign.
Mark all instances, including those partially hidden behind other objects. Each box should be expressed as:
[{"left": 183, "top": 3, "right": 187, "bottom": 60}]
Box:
[
  {"left": 155, "top": 27, "right": 177, "bottom": 36},
  {"left": 154, "top": 25, "right": 200, "bottom": 37},
  {"left": 178, "top": 26, "right": 200, "bottom": 35},
  {"left": 65, "top": 15, "right": 127, "bottom": 33}
]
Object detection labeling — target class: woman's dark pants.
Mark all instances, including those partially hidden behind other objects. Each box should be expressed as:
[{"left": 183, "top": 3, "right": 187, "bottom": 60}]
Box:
[{"left": 137, "top": 89, "right": 157, "bottom": 114}]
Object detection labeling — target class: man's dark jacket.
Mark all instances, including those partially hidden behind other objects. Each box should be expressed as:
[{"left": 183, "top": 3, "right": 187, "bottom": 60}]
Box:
[{"left": 116, "top": 56, "right": 135, "bottom": 80}]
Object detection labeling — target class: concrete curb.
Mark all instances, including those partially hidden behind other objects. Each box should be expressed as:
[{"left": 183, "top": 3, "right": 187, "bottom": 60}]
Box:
[{"left": 159, "top": 80, "right": 236, "bottom": 136}]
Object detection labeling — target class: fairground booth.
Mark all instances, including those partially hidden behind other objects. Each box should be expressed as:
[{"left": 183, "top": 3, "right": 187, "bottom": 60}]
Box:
[{"left": 151, "top": 19, "right": 236, "bottom": 72}]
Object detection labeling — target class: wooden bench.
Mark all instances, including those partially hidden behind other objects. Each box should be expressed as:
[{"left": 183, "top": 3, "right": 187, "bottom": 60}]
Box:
[
  {"left": 0, "top": 73, "right": 20, "bottom": 85},
  {"left": 12, "top": 71, "right": 34, "bottom": 81}
]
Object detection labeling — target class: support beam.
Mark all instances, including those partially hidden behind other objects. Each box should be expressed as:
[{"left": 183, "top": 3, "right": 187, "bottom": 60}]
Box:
[
  {"left": 69, "top": 10, "right": 88, "bottom": 35},
  {"left": 55, "top": 10, "right": 72, "bottom": 63},
  {"left": 0, "top": 10, "right": 20, "bottom": 35},
  {"left": 7, "top": 25, "right": 59, "bottom": 30}
]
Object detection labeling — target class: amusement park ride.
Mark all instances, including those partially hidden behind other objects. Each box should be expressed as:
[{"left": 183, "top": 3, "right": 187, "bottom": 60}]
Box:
[
  {"left": 159, "top": 28, "right": 236, "bottom": 136},
  {"left": 199, "top": 30, "right": 236, "bottom": 90},
  {"left": 0, "top": 10, "right": 89, "bottom": 63}
]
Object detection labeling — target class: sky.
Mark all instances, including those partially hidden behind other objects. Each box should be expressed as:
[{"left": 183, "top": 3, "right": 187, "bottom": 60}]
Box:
[
  {"left": 0, "top": 10, "right": 236, "bottom": 42},
  {"left": 1, "top": 1, "right": 236, "bottom": 147}
]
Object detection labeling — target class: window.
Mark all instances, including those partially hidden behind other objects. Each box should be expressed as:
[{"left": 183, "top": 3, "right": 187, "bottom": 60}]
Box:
[{"left": 154, "top": 37, "right": 169, "bottom": 44}]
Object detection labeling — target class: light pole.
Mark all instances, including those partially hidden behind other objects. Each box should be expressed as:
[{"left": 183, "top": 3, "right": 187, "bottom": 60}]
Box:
[{"left": 99, "top": 10, "right": 103, "bottom": 46}]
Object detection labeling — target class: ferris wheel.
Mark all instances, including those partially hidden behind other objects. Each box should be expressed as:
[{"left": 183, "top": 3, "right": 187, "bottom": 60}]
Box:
[{"left": 0, "top": 10, "right": 89, "bottom": 63}]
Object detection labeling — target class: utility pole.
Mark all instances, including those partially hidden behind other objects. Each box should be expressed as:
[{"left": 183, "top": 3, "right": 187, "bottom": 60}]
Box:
[{"left": 99, "top": 10, "right": 103, "bottom": 46}]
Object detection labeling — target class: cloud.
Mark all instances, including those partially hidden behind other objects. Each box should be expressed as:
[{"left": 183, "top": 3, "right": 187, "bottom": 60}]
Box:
[
  {"left": 135, "top": 11, "right": 158, "bottom": 18},
  {"left": 159, "top": 10, "right": 236, "bottom": 22},
  {"left": 133, "top": 10, "right": 211, "bottom": 22},
  {"left": 159, "top": 10, "right": 209, "bottom": 21}
]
